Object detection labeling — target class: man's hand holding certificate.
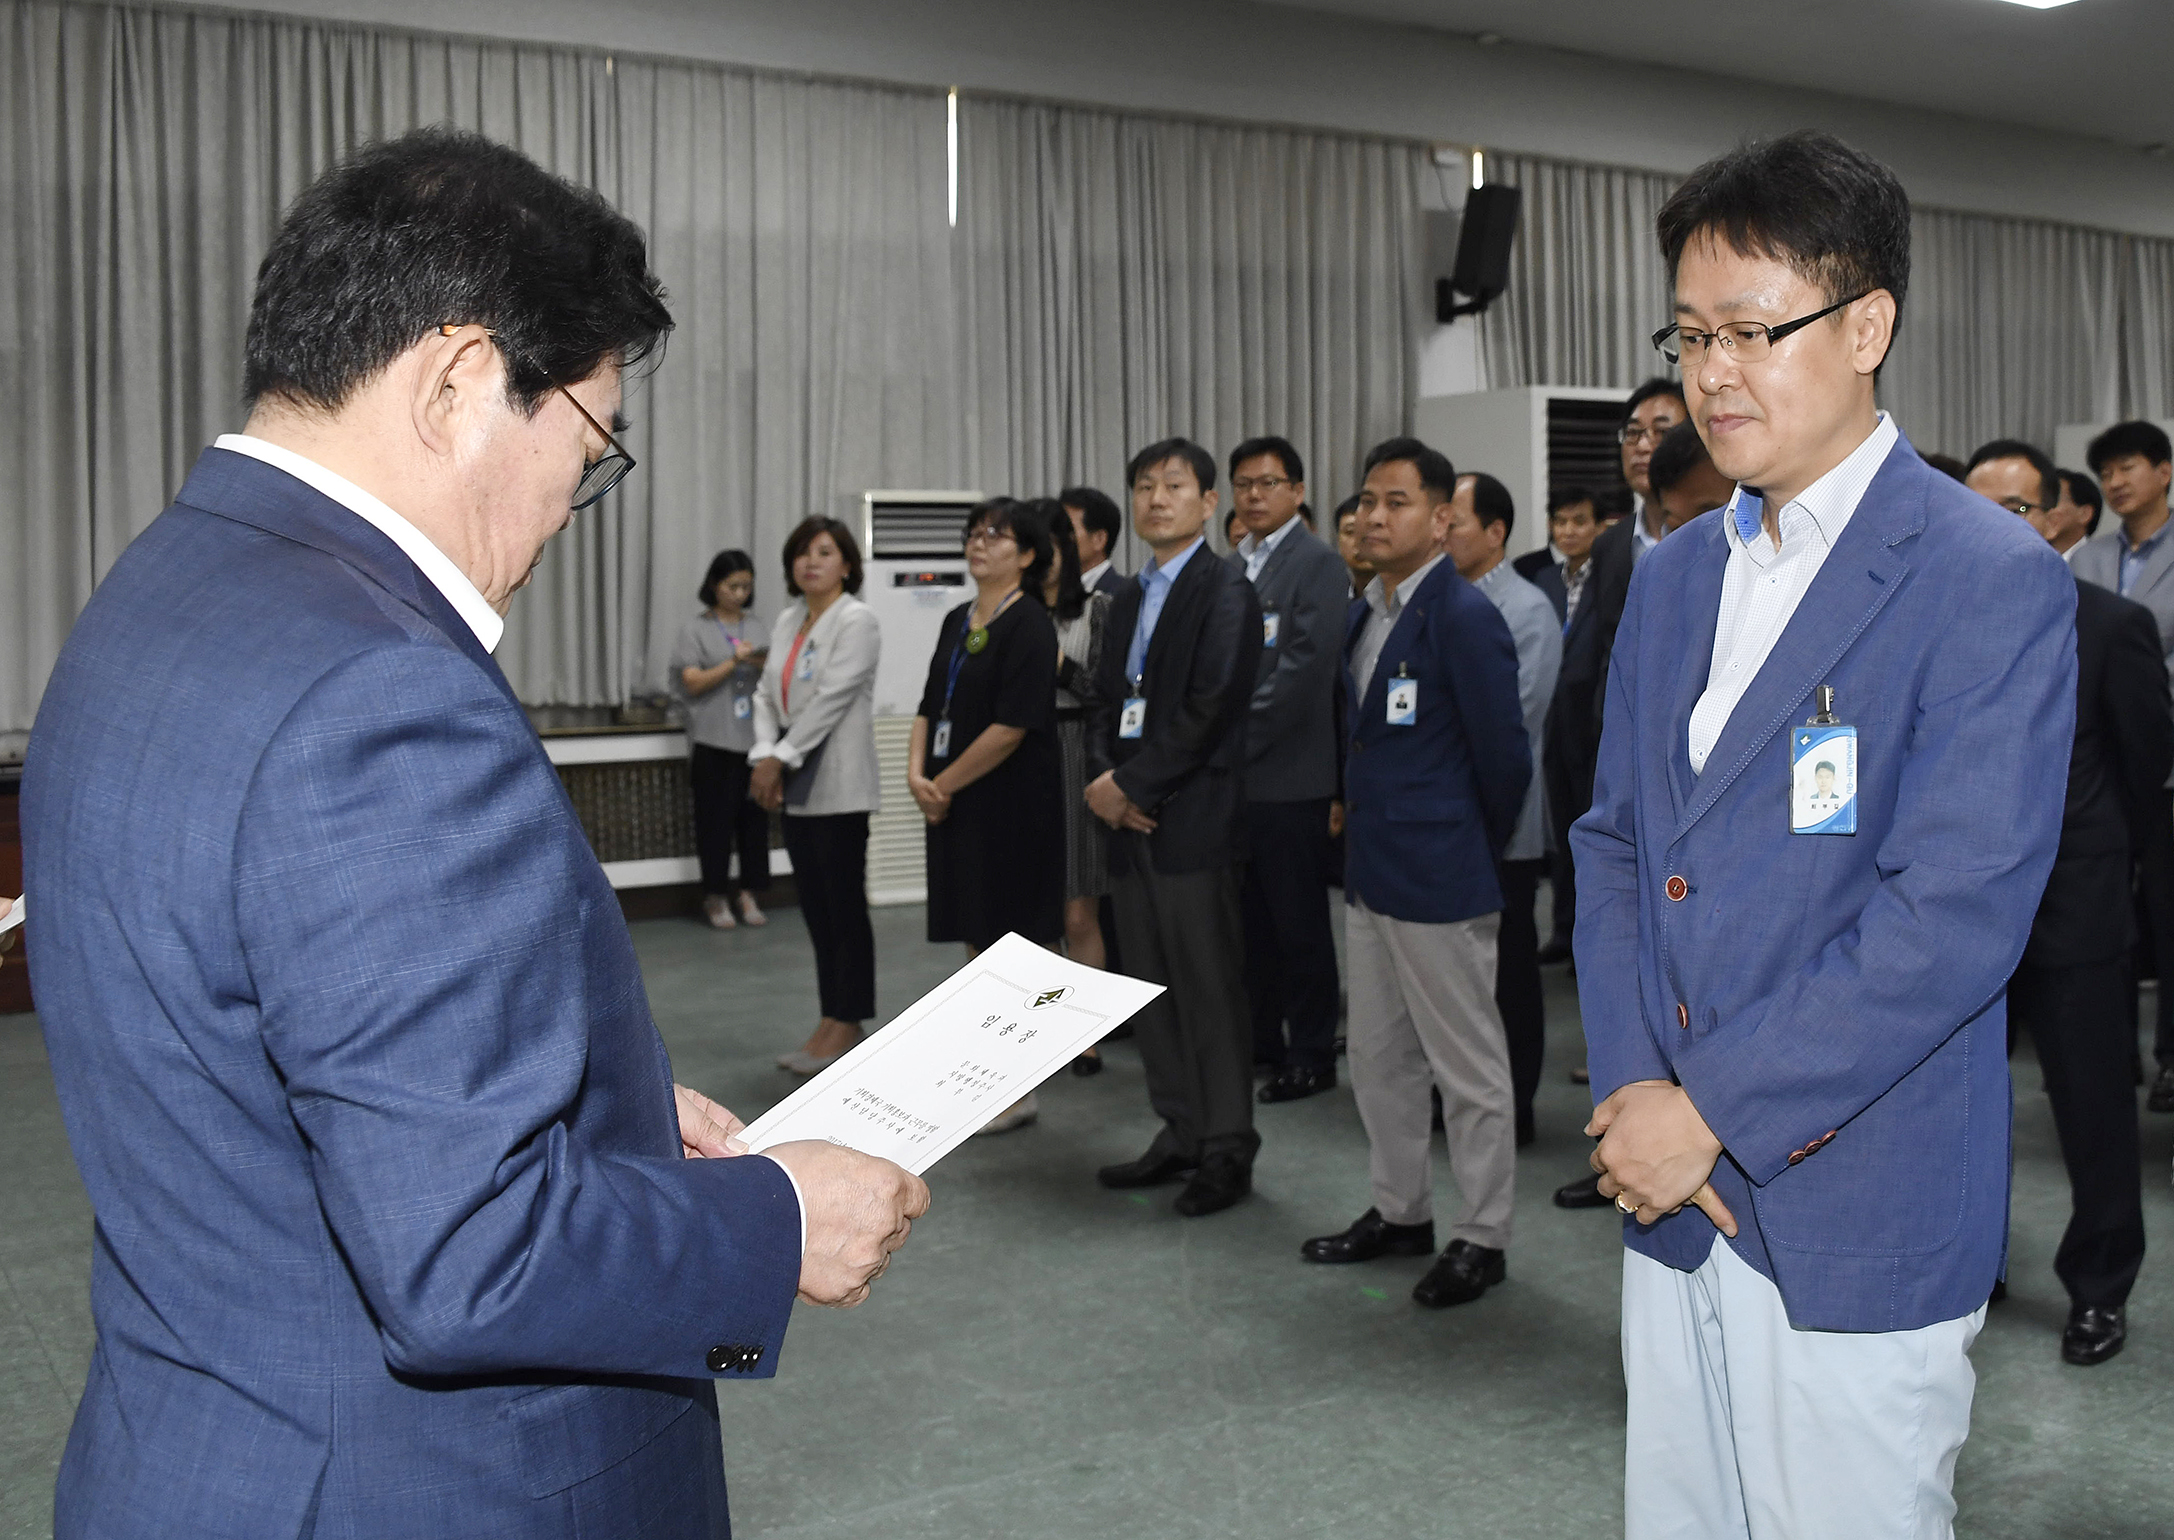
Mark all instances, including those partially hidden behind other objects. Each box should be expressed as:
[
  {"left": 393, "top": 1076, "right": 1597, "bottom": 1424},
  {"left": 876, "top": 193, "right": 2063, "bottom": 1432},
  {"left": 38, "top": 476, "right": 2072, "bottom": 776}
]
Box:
[{"left": 743, "top": 933, "right": 1165, "bottom": 1175}]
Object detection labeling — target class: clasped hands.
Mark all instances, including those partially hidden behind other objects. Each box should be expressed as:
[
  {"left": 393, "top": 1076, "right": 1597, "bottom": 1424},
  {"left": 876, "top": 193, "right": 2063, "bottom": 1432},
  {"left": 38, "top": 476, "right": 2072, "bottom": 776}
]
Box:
[
  {"left": 674, "top": 1084, "right": 930, "bottom": 1309},
  {"left": 1084, "top": 770, "right": 1156, "bottom": 833},
  {"left": 749, "top": 757, "right": 785, "bottom": 812},
  {"left": 907, "top": 771, "right": 951, "bottom": 826},
  {"left": 1585, "top": 1079, "right": 1738, "bottom": 1237}
]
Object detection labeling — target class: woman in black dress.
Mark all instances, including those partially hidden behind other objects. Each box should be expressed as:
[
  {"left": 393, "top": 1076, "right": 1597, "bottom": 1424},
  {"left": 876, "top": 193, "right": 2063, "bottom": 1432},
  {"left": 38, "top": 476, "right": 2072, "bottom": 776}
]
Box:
[{"left": 907, "top": 498, "right": 1065, "bottom": 1130}]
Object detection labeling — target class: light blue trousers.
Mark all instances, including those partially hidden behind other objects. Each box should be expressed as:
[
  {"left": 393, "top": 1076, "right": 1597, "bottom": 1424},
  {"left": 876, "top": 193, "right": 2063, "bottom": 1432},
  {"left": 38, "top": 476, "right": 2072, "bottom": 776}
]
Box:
[{"left": 1623, "top": 1234, "right": 1984, "bottom": 1540}]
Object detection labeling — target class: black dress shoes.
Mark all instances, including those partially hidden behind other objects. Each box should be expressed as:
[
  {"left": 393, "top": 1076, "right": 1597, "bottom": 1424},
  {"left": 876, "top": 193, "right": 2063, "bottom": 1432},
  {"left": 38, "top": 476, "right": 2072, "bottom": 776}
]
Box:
[
  {"left": 1258, "top": 1064, "right": 1336, "bottom": 1103},
  {"left": 1412, "top": 1239, "right": 1506, "bottom": 1308},
  {"left": 2062, "top": 1305, "right": 2126, "bottom": 1366},
  {"left": 1096, "top": 1147, "right": 1196, "bottom": 1189},
  {"left": 1554, "top": 1172, "right": 1611, "bottom": 1209},
  {"left": 1173, "top": 1153, "right": 1252, "bottom": 1217},
  {"left": 2149, "top": 1066, "right": 2174, "bottom": 1114},
  {"left": 1300, "top": 1208, "right": 1436, "bottom": 1264}
]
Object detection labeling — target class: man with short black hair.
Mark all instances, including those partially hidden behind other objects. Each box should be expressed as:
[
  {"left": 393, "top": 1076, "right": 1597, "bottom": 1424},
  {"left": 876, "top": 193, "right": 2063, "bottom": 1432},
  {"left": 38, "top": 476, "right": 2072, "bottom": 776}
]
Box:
[
  {"left": 1443, "top": 472, "right": 1561, "bottom": 1145},
  {"left": 2056, "top": 468, "right": 2103, "bottom": 551},
  {"left": 1335, "top": 494, "right": 1370, "bottom": 595},
  {"left": 1968, "top": 439, "right": 2162, "bottom": 1366},
  {"left": 25, "top": 127, "right": 929, "bottom": 1538},
  {"left": 1062, "top": 484, "right": 1129, "bottom": 599},
  {"left": 1645, "top": 419, "right": 1737, "bottom": 532},
  {"left": 1533, "top": 486, "right": 1600, "bottom": 966},
  {"left": 1088, "top": 438, "right": 1264, "bottom": 1216},
  {"left": 1226, "top": 436, "right": 1349, "bottom": 1102},
  {"left": 1300, "top": 437, "right": 1529, "bottom": 1310},
  {"left": 1584, "top": 130, "right": 2074, "bottom": 1536},
  {"left": 2072, "top": 421, "right": 2174, "bottom": 1107}
]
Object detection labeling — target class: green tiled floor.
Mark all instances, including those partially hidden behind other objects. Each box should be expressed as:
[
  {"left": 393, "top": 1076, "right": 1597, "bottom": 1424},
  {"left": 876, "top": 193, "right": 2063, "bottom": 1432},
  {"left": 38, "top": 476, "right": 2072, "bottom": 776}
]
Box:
[{"left": 3, "top": 901, "right": 2170, "bottom": 1538}]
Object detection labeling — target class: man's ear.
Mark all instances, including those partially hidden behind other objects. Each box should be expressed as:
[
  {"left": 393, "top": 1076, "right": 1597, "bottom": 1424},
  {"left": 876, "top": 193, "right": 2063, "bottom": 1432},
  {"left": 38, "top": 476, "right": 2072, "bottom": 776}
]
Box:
[
  {"left": 412, "top": 324, "right": 501, "bottom": 456},
  {"left": 1851, "top": 290, "right": 1897, "bottom": 378}
]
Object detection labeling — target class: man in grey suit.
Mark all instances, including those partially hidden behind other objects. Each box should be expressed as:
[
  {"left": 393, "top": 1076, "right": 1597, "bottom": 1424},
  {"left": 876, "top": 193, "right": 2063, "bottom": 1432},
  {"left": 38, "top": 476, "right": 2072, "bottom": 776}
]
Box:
[
  {"left": 1064, "top": 485, "right": 1131, "bottom": 599},
  {"left": 1444, "top": 472, "right": 1562, "bottom": 1145},
  {"left": 1227, "top": 437, "right": 1351, "bottom": 1102},
  {"left": 2071, "top": 419, "right": 2174, "bottom": 1108}
]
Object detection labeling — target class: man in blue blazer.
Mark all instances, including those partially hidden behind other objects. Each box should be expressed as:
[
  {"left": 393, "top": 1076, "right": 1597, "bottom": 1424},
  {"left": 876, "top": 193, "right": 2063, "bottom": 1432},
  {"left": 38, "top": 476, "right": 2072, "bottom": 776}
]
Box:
[
  {"left": 1298, "top": 437, "right": 1529, "bottom": 1309},
  {"left": 1579, "top": 132, "right": 2074, "bottom": 1539},
  {"left": 24, "top": 129, "right": 926, "bottom": 1540}
]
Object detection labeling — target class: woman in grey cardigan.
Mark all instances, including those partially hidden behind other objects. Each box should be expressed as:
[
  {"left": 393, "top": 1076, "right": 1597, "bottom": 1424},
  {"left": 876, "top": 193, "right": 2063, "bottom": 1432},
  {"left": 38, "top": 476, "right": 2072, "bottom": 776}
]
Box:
[{"left": 750, "top": 517, "right": 884, "bottom": 1075}]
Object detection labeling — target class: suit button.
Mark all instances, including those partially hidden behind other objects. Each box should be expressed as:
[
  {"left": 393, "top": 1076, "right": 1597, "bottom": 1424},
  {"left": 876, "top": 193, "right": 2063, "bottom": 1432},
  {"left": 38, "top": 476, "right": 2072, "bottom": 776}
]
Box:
[
  {"left": 1676, "top": 1002, "right": 1689, "bottom": 1029},
  {"left": 1788, "top": 1150, "right": 1805, "bottom": 1166},
  {"left": 707, "top": 1343, "right": 747, "bottom": 1374},
  {"left": 1665, "top": 875, "right": 1688, "bottom": 902}
]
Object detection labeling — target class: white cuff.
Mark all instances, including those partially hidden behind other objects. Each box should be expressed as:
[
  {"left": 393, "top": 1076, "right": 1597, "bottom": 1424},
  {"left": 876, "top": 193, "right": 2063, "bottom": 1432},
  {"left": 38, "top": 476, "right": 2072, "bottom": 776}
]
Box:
[
  {"left": 770, "top": 739, "right": 806, "bottom": 771},
  {"left": 748, "top": 738, "right": 777, "bottom": 762},
  {"left": 759, "top": 1153, "right": 808, "bottom": 1255}
]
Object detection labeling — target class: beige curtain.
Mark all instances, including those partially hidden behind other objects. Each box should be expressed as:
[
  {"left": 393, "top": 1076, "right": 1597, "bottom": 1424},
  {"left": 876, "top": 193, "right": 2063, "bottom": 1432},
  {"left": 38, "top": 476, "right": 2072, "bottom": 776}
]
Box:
[{"left": 0, "top": 0, "right": 1428, "bottom": 730}]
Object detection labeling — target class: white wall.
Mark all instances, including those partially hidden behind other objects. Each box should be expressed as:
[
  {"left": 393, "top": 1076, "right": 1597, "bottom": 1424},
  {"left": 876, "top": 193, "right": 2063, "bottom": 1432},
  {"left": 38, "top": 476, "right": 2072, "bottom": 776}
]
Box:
[{"left": 242, "top": 0, "right": 2174, "bottom": 237}]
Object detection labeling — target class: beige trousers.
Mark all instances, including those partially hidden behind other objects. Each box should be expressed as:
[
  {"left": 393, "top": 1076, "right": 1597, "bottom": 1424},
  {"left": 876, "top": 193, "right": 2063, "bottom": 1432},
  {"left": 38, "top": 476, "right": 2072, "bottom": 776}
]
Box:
[{"left": 1344, "top": 897, "right": 1516, "bottom": 1248}]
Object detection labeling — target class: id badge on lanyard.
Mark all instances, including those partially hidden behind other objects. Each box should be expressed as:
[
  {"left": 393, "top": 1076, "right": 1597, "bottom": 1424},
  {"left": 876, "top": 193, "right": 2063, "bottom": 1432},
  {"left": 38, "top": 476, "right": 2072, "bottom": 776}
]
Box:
[
  {"left": 1119, "top": 675, "right": 1148, "bottom": 740},
  {"left": 1791, "top": 686, "right": 1857, "bottom": 835},
  {"left": 1262, "top": 608, "right": 1281, "bottom": 648},
  {"left": 1386, "top": 664, "right": 1417, "bottom": 727}
]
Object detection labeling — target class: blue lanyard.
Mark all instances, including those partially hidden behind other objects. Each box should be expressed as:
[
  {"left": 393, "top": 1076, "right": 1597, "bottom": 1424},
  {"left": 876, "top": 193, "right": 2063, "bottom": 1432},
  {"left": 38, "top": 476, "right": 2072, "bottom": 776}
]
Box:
[{"left": 940, "top": 589, "right": 1021, "bottom": 722}]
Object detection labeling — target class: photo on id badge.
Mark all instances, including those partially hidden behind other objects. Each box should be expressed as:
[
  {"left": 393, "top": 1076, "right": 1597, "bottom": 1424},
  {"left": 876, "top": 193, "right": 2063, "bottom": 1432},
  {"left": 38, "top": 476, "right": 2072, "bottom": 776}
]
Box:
[{"left": 1790, "top": 724, "right": 1857, "bottom": 835}]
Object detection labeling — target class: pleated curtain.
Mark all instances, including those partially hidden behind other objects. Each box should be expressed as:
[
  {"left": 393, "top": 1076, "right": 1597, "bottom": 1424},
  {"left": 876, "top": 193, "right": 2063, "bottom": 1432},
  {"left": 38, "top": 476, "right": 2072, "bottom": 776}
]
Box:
[{"left": 0, "top": 0, "right": 1427, "bottom": 730}]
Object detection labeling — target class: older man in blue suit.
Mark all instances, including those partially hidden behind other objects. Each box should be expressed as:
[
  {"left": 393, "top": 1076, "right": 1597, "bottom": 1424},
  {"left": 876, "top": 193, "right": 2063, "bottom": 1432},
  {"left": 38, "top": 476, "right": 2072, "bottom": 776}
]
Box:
[
  {"left": 24, "top": 129, "right": 927, "bottom": 1540},
  {"left": 1578, "top": 132, "right": 2074, "bottom": 1539}
]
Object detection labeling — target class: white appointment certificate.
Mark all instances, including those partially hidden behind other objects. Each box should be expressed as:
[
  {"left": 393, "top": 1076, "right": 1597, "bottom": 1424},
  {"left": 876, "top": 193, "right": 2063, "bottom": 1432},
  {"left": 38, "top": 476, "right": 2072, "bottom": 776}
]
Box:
[{"left": 739, "top": 932, "right": 1164, "bottom": 1175}]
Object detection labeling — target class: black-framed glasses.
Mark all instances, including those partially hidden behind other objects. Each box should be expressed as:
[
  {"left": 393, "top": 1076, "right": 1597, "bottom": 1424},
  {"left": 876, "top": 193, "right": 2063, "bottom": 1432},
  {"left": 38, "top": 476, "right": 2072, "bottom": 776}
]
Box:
[
  {"left": 1616, "top": 422, "right": 1678, "bottom": 447},
  {"left": 438, "top": 324, "right": 637, "bottom": 509},
  {"left": 1230, "top": 475, "right": 1292, "bottom": 496},
  {"left": 1651, "top": 292, "right": 1871, "bottom": 367},
  {"left": 1997, "top": 498, "right": 2049, "bottom": 518}
]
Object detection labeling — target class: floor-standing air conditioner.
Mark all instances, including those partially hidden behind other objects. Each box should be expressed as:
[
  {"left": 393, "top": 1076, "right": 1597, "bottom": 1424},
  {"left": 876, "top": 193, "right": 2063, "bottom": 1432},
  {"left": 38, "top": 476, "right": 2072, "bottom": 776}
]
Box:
[{"left": 1413, "top": 387, "right": 1632, "bottom": 564}]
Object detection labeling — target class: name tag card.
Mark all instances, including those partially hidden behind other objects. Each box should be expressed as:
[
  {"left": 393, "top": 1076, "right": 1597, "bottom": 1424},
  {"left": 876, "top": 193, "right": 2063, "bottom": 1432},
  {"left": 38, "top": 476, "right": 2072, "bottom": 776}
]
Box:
[
  {"left": 932, "top": 720, "right": 953, "bottom": 758},
  {"left": 1791, "top": 724, "right": 1858, "bottom": 835},
  {"left": 1118, "top": 697, "right": 1148, "bottom": 739},
  {"left": 796, "top": 647, "right": 817, "bottom": 681},
  {"left": 732, "top": 695, "right": 752, "bottom": 720},
  {"left": 1262, "top": 609, "right": 1280, "bottom": 648},
  {"left": 1386, "top": 676, "right": 1418, "bottom": 727}
]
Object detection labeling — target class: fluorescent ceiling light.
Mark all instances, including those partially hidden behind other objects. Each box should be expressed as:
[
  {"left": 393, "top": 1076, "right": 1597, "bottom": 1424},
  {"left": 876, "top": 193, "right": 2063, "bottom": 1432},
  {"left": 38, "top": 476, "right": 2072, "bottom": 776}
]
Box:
[{"left": 1987, "top": 0, "right": 2080, "bottom": 9}]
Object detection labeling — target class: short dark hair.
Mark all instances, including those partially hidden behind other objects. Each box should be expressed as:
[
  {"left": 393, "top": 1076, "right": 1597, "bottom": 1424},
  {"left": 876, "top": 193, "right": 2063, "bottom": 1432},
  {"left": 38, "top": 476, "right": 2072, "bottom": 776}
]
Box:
[
  {"left": 2086, "top": 420, "right": 2174, "bottom": 475},
  {"left": 1547, "top": 485, "right": 1598, "bottom": 517},
  {"left": 1594, "top": 484, "right": 1635, "bottom": 522},
  {"left": 1361, "top": 436, "right": 1457, "bottom": 501},
  {"left": 1034, "top": 497, "right": 1088, "bottom": 622},
  {"left": 1229, "top": 436, "right": 1305, "bottom": 484},
  {"left": 1126, "top": 438, "right": 1218, "bottom": 494},
  {"left": 1464, "top": 472, "right": 1515, "bottom": 541},
  {"left": 245, "top": 126, "right": 671, "bottom": 415},
  {"left": 1966, "top": 439, "right": 2059, "bottom": 511},
  {"left": 1645, "top": 421, "right": 1715, "bottom": 498},
  {"left": 1922, "top": 453, "right": 1969, "bottom": 483},
  {"left": 698, "top": 549, "right": 755, "bottom": 609},
  {"left": 965, "top": 498, "right": 1053, "bottom": 597},
  {"left": 1060, "top": 486, "right": 1123, "bottom": 549},
  {"left": 1298, "top": 501, "right": 1316, "bottom": 528},
  {"left": 2060, "top": 469, "right": 2104, "bottom": 535},
  {"left": 1335, "top": 494, "right": 1362, "bottom": 524},
  {"left": 781, "top": 516, "right": 865, "bottom": 598},
  {"left": 1656, "top": 130, "right": 1911, "bottom": 362},
  {"left": 1815, "top": 761, "right": 1836, "bottom": 775},
  {"left": 1624, "top": 377, "right": 1687, "bottom": 425}
]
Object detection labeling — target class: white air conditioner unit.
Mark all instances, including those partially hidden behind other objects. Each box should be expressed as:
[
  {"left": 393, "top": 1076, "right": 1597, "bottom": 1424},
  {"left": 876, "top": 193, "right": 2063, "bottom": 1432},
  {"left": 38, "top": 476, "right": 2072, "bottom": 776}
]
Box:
[
  {"left": 858, "top": 490, "right": 982, "bottom": 906},
  {"left": 1413, "top": 387, "right": 1632, "bottom": 562}
]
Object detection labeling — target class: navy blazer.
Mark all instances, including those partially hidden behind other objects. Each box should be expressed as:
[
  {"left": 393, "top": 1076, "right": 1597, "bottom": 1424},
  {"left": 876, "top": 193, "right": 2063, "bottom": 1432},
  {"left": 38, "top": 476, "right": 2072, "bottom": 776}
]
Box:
[
  {"left": 1573, "top": 435, "right": 2075, "bottom": 1333},
  {"left": 25, "top": 449, "right": 802, "bottom": 1538},
  {"left": 1341, "top": 559, "right": 1530, "bottom": 924}
]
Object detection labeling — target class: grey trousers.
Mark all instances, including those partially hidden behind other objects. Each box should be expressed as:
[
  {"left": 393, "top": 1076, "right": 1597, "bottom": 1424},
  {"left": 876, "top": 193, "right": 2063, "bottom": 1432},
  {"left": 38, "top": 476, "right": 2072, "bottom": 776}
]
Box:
[
  {"left": 1345, "top": 896, "right": 1515, "bottom": 1247},
  {"left": 1110, "top": 849, "right": 1259, "bottom": 1163}
]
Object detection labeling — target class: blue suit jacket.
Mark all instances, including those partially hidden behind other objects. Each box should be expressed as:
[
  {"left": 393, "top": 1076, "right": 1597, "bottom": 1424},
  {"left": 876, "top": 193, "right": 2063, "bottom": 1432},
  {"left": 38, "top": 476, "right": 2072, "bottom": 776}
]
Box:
[
  {"left": 25, "top": 449, "right": 802, "bottom": 1539},
  {"left": 1341, "top": 559, "right": 1530, "bottom": 924},
  {"left": 1572, "top": 436, "right": 2075, "bottom": 1332}
]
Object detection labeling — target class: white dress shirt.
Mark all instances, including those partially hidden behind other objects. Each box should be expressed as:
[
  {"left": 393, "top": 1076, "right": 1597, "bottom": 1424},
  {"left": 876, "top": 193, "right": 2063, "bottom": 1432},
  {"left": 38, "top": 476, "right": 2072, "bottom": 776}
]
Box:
[
  {"left": 1080, "top": 558, "right": 1113, "bottom": 593},
  {"left": 1352, "top": 553, "right": 1446, "bottom": 703},
  {"left": 213, "top": 433, "right": 504, "bottom": 653},
  {"left": 1687, "top": 413, "right": 1899, "bottom": 776},
  {"left": 1236, "top": 512, "right": 1301, "bottom": 584}
]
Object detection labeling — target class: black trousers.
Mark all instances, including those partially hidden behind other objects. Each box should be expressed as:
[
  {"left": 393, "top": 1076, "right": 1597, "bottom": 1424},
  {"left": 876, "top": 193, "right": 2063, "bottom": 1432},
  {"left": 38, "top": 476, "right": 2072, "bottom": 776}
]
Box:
[
  {"left": 1542, "top": 737, "right": 1594, "bottom": 948},
  {"left": 2133, "top": 789, "right": 2174, "bottom": 1063},
  {"left": 1497, "top": 858, "right": 1547, "bottom": 1132},
  {"left": 1110, "top": 842, "right": 1259, "bottom": 1164},
  {"left": 781, "top": 812, "right": 875, "bottom": 1023},
  {"left": 1240, "top": 798, "right": 1341, "bottom": 1072},
  {"left": 689, "top": 744, "right": 772, "bottom": 897},
  {"left": 2009, "top": 958, "right": 2147, "bottom": 1309}
]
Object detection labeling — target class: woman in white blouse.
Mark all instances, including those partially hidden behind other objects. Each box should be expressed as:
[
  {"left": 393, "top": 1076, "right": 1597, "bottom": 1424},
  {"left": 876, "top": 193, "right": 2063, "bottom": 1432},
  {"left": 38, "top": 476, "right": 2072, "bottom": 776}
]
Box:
[{"left": 750, "top": 517, "right": 883, "bottom": 1075}]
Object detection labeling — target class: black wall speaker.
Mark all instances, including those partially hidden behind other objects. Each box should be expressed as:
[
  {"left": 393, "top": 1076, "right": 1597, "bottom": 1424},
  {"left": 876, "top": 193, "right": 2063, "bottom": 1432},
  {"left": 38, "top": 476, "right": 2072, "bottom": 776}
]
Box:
[{"left": 1436, "top": 183, "right": 1522, "bottom": 323}]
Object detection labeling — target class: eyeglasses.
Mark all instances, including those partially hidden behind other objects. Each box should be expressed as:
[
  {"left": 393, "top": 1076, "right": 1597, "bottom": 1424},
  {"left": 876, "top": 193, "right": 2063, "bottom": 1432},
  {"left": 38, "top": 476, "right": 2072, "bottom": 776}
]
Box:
[
  {"left": 438, "top": 324, "right": 637, "bottom": 509},
  {"left": 1650, "top": 293, "right": 1870, "bottom": 367},
  {"left": 1997, "top": 499, "right": 2049, "bottom": 518},
  {"left": 1230, "top": 475, "right": 1292, "bottom": 496},
  {"left": 1617, "top": 422, "right": 1679, "bottom": 447},
  {"left": 964, "top": 526, "right": 1016, "bottom": 547}
]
